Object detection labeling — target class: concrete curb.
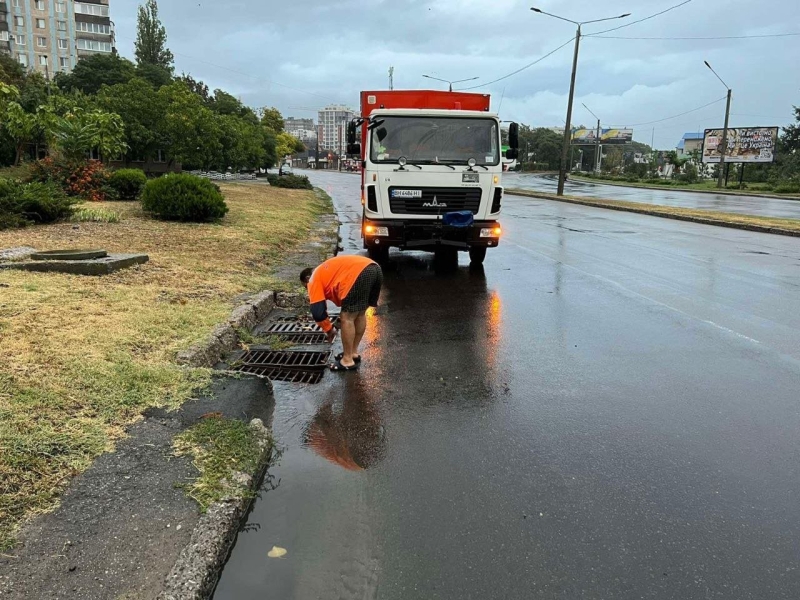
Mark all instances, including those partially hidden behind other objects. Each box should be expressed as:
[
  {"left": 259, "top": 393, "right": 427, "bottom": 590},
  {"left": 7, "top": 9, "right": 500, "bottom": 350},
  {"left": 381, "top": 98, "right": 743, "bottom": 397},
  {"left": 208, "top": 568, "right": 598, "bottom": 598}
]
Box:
[
  {"left": 160, "top": 198, "right": 341, "bottom": 599},
  {"left": 157, "top": 419, "right": 272, "bottom": 600},
  {"left": 568, "top": 175, "right": 800, "bottom": 201},
  {"left": 507, "top": 188, "right": 800, "bottom": 238}
]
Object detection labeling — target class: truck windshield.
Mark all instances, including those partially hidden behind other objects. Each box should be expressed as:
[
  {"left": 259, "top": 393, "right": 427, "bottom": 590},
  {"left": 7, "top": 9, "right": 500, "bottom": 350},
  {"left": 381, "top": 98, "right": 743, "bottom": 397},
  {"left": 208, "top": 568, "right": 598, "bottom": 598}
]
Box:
[{"left": 370, "top": 117, "right": 499, "bottom": 166}]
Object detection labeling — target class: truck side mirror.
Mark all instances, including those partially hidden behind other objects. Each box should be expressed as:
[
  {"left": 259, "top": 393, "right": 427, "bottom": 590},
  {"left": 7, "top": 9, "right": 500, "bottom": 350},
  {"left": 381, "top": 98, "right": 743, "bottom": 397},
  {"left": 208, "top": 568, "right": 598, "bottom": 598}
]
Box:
[
  {"left": 505, "top": 148, "right": 519, "bottom": 160},
  {"left": 508, "top": 122, "right": 520, "bottom": 151},
  {"left": 347, "top": 143, "right": 361, "bottom": 157},
  {"left": 347, "top": 121, "right": 357, "bottom": 145}
]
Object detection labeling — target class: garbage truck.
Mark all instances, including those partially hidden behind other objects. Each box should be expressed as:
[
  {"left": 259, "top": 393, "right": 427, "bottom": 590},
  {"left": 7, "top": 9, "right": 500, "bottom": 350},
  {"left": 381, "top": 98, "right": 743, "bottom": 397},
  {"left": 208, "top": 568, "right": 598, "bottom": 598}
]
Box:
[{"left": 346, "top": 90, "right": 519, "bottom": 265}]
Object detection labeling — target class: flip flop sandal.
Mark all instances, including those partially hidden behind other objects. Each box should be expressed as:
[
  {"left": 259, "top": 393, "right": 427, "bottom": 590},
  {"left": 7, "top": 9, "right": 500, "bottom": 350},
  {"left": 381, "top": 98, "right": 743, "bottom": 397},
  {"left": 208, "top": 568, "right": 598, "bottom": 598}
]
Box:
[
  {"left": 330, "top": 358, "right": 359, "bottom": 372},
  {"left": 335, "top": 352, "right": 362, "bottom": 363}
]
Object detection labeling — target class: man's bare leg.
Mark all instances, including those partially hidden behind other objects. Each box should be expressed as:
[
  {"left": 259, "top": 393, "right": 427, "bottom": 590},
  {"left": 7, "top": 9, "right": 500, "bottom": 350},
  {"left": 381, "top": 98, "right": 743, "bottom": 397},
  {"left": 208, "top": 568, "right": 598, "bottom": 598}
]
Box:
[
  {"left": 338, "top": 312, "right": 358, "bottom": 368},
  {"left": 352, "top": 311, "right": 367, "bottom": 358}
]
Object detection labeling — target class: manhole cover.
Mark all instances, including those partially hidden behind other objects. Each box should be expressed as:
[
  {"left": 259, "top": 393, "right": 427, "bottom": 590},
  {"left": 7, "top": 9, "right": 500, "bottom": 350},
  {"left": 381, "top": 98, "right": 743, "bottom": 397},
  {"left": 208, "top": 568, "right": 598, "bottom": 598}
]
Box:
[
  {"left": 30, "top": 249, "right": 109, "bottom": 261},
  {"left": 234, "top": 350, "right": 330, "bottom": 383},
  {"left": 269, "top": 332, "right": 328, "bottom": 345}
]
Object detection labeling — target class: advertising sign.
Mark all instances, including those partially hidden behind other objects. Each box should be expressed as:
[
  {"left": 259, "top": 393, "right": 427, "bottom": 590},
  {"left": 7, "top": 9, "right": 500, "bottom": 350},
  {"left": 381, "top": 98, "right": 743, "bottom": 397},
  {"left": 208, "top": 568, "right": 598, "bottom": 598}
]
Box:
[
  {"left": 572, "top": 128, "right": 633, "bottom": 145},
  {"left": 702, "top": 127, "right": 778, "bottom": 164}
]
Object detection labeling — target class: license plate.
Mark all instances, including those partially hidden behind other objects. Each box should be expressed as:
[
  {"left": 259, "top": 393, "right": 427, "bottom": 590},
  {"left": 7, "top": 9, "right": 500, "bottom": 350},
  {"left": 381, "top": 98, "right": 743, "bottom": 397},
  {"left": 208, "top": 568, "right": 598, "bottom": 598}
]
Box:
[
  {"left": 392, "top": 189, "right": 422, "bottom": 198},
  {"left": 462, "top": 173, "right": 479, "bottom": 183}
]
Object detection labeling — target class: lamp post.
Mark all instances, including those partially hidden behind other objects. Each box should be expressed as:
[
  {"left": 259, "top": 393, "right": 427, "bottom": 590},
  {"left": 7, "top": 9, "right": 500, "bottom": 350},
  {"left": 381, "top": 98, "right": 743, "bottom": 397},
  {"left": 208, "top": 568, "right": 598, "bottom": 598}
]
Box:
[
  {"left": 422, "top": 74, "right": 479, "bottom": 92},
  {"left": 704, "top": 60, "right": 732, "bottom": 189},
  {"left": 531, "top": 7, "right": 630, "bottom": 195},
  {"left": 582, "top": 102, "right": 602, "bottom": 173}
]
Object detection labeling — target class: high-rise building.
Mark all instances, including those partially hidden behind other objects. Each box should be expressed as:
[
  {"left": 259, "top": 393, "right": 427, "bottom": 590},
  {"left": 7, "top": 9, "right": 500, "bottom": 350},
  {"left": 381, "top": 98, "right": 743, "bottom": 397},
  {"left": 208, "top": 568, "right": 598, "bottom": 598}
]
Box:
[
  {"left": 285, "top": 116, "right": 317, "bottom": 147},
  {"left": 318, "top": 105, "right": 357, "bottom": 155},
  {"left": 0, "top": 0, "right": 114, "bottom": 76}
]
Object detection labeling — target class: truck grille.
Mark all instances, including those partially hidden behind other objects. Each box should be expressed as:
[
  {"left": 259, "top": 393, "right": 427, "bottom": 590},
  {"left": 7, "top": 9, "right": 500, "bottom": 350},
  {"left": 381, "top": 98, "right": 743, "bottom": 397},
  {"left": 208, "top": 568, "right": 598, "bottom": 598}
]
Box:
[{"left": 388, "top": 187, "right": 482, "bottom": 215}]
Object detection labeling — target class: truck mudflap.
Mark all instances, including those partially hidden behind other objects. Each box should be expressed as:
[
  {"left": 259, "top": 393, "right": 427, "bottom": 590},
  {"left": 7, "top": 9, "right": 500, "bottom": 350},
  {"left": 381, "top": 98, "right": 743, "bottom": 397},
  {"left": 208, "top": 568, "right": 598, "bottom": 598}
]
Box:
[{"left": 362, "top": 218, "right": 501, "bottom": 251}]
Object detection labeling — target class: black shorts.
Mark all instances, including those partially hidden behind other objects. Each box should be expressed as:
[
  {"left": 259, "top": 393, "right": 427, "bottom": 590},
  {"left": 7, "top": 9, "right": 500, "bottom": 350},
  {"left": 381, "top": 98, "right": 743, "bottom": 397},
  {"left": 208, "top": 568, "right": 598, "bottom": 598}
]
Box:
[{"left": 341, "top": 263, "right": 383, "bottom": 313}]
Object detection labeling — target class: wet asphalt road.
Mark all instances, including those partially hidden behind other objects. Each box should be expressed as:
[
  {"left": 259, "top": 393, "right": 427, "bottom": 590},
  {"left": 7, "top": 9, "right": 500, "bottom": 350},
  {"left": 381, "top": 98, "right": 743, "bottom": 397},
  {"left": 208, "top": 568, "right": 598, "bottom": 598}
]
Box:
[
  {"left": 505, "top": 173, "right": 800, "bottom": 220},
  {"left": 214, "top": 171, "right": 800, "bottom": 600}
]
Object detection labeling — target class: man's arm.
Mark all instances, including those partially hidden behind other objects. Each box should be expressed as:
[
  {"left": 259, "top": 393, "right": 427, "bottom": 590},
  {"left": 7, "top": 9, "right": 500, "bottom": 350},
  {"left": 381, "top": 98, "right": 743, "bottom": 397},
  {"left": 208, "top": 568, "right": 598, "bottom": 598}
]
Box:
[{"left": 307, "top": 276, "right": 333, "bottom": 333}]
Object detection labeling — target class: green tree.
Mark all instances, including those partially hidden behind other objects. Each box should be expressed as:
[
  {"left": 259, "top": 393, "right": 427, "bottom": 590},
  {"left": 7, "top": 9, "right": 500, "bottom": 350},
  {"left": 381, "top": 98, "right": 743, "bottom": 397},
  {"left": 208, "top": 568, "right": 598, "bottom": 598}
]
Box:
[
  {"left": 0, "top": 54, "right": 25, "bottom": 88},
  {"left": 260, "top": 107, "right": 284, "bottom": 133},
  {"left": 217, "top": 114, "right": 266, "bottom": 170},
  {"left": 134, "top": 63, "right": 173, "bottom": 89},
  {"left": 135, "top": 0, "right": 174, "bottom": 71},
  {"left": 0, "top": 83, "right": 39, "bottom": 165},
  {"left": 55, "top": 54, "right": 136, "bottom": 95},
  {"left": 97, "top": 77, "right": 166, "bottom": 163},
  {"left": 158, "top": 81, "right": 221, "bottom": 169},
  {"left": 275, "top": 132, "right": 304, "bottom": 161},
  {"left": 178, "top": 73, "right": 210, "bottom": 103},
  {"left": 48, "top": 109, "right": 127, "bottom": 162}
]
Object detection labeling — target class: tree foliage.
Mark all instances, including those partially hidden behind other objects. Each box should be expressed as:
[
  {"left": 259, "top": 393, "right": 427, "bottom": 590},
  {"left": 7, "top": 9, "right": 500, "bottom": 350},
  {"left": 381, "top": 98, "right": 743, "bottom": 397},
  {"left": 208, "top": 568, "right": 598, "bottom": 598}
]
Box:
[
  {"left": 260, "top": 107, "right": 285, "bottom": 134},
  {"left": 135, "top": 0, "right": 174, "bottom": 70},
  {"left": 55, "top": 54, "right": 136, "bottom": 95}
]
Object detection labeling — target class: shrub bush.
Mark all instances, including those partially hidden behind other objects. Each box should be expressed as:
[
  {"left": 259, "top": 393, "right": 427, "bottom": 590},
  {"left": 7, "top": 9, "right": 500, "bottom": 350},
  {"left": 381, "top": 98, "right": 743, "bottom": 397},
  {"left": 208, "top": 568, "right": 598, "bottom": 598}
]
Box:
[
  {"left": 29, "top": 158, "right": 114, "bottom": 202},
  {"left": 773, "top": 182, "right": 800, "bottom": 194},
  {"left": 0, "top": 178, "right": 76, "bottom": 229},
  {"left": 140, "top": 173, "right": 228, "bottom": 222},
  {"left": 109, "top": 169, "right": 148, "bottom": 200},
  {"left": 269, "top": 174, "right": 313, "bottom": 190}
]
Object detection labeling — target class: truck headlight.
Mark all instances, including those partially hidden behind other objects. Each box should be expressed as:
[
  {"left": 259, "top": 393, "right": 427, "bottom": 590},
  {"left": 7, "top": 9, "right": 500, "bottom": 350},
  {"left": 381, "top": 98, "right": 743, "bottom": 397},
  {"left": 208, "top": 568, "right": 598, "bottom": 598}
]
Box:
[
  {"left": 365, "top": 225, "right": 389, "bottom": 237},
  {"left": 480, "top": 226, "right": 502, "bottom": 238}
]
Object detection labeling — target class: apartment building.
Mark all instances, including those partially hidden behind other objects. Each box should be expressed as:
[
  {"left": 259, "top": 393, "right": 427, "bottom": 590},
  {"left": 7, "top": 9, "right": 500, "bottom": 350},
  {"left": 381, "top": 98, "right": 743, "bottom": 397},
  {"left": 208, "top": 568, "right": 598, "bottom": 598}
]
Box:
[
  {"left": 318, "top": 105, "right": 357, "bottom": 154},
  {"left": 285, "top": 116, "right": 318, "bottom": 147},
  {"left": 0, "top": 0, "right": 113, "bottom": 76}
]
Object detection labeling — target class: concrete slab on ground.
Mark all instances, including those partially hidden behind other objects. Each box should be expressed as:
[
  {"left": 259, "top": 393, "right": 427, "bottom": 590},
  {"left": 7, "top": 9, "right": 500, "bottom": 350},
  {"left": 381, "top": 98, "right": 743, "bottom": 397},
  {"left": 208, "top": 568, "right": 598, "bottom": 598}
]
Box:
[{"left": 0, "top": 254, "right": 149, "bottom": 276}]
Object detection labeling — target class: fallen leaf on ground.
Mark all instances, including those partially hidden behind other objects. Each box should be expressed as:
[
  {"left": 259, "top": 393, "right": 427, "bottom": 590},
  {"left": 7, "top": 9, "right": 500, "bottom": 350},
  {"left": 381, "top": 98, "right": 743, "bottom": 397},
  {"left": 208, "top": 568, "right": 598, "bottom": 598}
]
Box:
[{"left": 268, "top": 546, "right": 288, "bottom": 559}]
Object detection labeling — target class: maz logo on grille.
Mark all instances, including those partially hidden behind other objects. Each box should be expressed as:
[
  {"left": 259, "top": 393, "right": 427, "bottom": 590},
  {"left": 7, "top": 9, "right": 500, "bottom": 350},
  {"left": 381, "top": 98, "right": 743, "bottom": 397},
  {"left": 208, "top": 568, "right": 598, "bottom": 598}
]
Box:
[{"left": 422, "top": 197, "right": 447, "bottom": 208}]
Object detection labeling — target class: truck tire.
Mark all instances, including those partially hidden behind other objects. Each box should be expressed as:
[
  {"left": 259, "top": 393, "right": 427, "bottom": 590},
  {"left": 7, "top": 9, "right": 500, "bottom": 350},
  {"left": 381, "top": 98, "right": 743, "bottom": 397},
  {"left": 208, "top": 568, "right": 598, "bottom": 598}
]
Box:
[
  {"left": 469, "top": 246, "right": 487, "bottom": 265},
  {"left": 368, "top": 246, "right": 390, "bottom": 264}
]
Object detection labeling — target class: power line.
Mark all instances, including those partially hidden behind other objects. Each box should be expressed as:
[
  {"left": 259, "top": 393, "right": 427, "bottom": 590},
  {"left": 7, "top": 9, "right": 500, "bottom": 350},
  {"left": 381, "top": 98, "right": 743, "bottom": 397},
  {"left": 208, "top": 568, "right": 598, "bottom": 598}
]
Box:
[
  {"left": 623, "top": 96, "right": 727, "bottom": 127},
  {"left": 586, "top": 0, "right": 692, "bottom": 37},
  {"left": 457, "top": 37, "right": 576, "bottom": 90},
  {"left": 592, "top": 32, "right": 800, "bottom": 40}
]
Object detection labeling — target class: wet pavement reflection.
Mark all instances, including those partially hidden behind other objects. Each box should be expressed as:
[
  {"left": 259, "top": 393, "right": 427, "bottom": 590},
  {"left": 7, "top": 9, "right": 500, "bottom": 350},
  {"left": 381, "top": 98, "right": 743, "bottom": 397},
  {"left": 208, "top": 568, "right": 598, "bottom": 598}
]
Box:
[{"left": 214, "top": 171, "right": 800, "bottom": 600}]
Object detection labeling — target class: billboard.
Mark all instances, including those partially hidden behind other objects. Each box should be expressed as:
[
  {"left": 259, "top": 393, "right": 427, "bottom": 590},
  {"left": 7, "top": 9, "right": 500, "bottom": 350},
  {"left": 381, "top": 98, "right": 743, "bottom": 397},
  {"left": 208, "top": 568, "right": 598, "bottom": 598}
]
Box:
[
  {"left": 572, "top": 128, "right": 633, "bottom": 145},
  {"left": 702, "top": 127, "right": 778, "bottom": 164}
]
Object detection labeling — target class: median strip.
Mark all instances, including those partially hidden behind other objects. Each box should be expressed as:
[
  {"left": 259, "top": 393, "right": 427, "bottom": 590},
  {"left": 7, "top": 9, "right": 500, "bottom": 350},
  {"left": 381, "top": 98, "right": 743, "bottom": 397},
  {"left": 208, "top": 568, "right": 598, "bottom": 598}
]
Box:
[{"left": 506, "top": 188, "right": 800, "bottom": 237}]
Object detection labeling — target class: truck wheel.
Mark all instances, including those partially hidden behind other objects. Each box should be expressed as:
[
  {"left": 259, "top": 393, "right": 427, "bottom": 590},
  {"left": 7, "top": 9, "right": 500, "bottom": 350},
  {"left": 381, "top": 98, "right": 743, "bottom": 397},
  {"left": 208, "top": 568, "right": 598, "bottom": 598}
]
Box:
[
  {"left": 469, "top": 247, "right": 487, "bottom": 265},
  {"left": 368, "top": 246, "right": 390, "bottom": 264}
]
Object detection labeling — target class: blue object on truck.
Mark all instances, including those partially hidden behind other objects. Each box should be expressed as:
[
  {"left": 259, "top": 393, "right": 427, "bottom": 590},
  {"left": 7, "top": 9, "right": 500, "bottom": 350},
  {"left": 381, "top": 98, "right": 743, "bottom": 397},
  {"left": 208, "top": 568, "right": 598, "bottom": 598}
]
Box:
[{"left": 442, "top": 211, "right": 474, "bottom": 228}]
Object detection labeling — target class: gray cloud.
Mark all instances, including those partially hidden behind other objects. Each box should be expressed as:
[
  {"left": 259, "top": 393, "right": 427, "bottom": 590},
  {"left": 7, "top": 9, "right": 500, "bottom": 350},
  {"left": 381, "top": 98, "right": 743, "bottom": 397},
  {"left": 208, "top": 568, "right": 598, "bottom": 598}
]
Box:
[{"left": 112, "top": 0, "right": 800, "bottom": 149}]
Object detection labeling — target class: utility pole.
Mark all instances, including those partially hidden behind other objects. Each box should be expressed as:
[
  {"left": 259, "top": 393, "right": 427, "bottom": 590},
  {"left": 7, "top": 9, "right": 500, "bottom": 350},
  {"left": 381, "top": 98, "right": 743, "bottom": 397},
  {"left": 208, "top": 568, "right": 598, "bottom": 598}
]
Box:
[
  {"left": 583, "top": 103, "right": 602, "bottom": 174},
  {"left": 389, "top": 66, "right": 394, "bottom": 90},
  {"left": 705, "top": 60, "right": 732, "bottom": 189},
  {"left": 531, "top": 8, "right": 630, "bottom": 196}
]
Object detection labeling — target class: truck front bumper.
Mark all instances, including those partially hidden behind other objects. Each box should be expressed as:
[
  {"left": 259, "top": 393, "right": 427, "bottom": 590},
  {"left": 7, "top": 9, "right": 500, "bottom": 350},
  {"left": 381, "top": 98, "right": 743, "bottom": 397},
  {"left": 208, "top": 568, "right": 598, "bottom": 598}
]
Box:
[{"left": 362, "top": 218, "right": 501, "bottom": 251}]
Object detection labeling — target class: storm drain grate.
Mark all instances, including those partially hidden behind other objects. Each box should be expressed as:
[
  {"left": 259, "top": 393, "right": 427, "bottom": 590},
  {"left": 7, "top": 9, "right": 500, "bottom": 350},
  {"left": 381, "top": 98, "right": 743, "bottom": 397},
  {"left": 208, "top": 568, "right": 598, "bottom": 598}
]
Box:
[
  {"left": 269, "top": 332, "right": 328, "bottom": 345},
  {"left": 271, "top": 315, "right": 341, "bottom": 328},
  {"left": 233, "top": 350, "right": 330, "bottom": 384},
  {"left": 236, "top": 365, "right": 325, "bottom": 384},
  {"left": 267, "top": 322, "right": 321, "bottom": 334}
]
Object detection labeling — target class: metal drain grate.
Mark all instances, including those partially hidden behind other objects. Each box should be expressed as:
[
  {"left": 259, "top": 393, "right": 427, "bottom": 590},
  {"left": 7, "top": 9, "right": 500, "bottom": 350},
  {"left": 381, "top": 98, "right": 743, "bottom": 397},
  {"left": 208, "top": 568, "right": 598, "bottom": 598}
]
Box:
[
  {"left": 267, "top": 322, "right": 321, "bottom": 334},
  {"left": 233, "top": 350, "right": 330, "bottom": 384},
  {"left": 239, "top": 350, "right": 330, "bottom": 368},
  {"left": 236, "top": 365, "right": 325, "bottom": 384},
  {"left": 271, "top": 315, "right": 341, "bottom": 328},
  {"left": 270, "top": 332, "right": 328, "bottom": 345}
]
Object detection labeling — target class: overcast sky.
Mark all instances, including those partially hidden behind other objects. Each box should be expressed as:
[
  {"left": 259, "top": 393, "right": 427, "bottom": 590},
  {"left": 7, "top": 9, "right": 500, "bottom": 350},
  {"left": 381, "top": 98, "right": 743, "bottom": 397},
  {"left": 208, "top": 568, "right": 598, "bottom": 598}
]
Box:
[{"left": 112, "top": 0, "right": 799, "bottom": 149}]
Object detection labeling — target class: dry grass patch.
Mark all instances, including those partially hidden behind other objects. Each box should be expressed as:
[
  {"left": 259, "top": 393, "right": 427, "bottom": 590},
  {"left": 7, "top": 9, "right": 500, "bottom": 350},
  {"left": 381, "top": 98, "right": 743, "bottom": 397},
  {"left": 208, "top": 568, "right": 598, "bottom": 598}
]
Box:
[
  {"left": 507, "top": 188, "right": 800, "bottom": 235},
  {"left": 0, "top": 183, "right": 330, "bottom": 550}
]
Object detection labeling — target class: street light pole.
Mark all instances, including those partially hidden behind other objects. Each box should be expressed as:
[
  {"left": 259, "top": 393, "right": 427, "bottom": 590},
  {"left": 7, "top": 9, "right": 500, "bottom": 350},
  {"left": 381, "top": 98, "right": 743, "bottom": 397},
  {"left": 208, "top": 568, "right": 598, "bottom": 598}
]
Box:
[
  {"left": 531, "top": 7, "right": 631, "bottom": 196},
  {"left": 705, "top": 60, "right": 732, "bottom": 189},
  {"left": 422, "top": 74, "right": 479, "bottom": 92},
  {"left": 582, "top": 103, "right": 601, "bottom": 173}
]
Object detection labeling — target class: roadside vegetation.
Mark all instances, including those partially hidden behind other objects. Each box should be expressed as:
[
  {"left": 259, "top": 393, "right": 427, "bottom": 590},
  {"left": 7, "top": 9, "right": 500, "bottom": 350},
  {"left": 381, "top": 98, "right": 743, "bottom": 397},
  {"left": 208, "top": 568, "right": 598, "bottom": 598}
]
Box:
[
  {"left": 0, "top": 183, "right": 330, "bottom": 551},
  {"left": 174, "top": 416, "right": 272, "bottom": 511}
]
